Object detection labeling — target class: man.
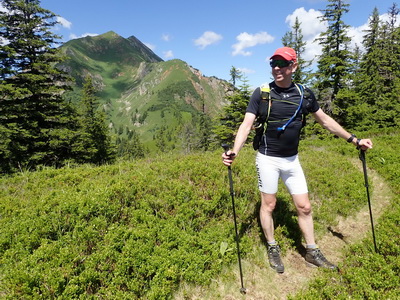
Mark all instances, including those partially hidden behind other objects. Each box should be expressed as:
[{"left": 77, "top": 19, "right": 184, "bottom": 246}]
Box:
[{"left": 222, "top": 46, "right": 373, "bottom": 274}]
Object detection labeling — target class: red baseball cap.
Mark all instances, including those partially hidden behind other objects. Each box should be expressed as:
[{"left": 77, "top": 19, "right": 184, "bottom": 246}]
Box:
[{"left": 270, "top": 47, "right": 297, "bottom": 62}]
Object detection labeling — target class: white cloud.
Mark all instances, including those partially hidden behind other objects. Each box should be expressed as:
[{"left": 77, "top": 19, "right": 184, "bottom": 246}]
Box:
[
  {"left": 162, "top": 34, "right": 171, "bottom": 42},
  {"left": 163, "top": 50, "right": 174, "bottom": 59},
  {"left": 0, "top": 4, "right": 8, "bottom": 12},
  {"left": 194, "top": 31, "right": 223, "bottom": 49},
  {"left": 232, "top": 32, "right": 274, "bottom": 56},
  {"left": 285, "top": 7, "right": 327, "bottom": 62},
  {"left": 56, "top": 16, "right": 72, "bottom": 29},
  {"left": 347, "top": 23, "right": 368, "bottom": 51},
  {"left": 346, "top": 13, "right": 400, "bottom": 53},
  {"left": 286, "top": 8, "right": 326, "bottom": 39},
  {"left": 0, "top": 37, "right": 8, "bottom": 46},
  {"left": 0, "top": 5, "right": 8, "bottom": 45},
  {"left": 69, "top": 33, "right": 99, "bottom": 40},
  {"left": 144, "top": 43, "right": 156, "bottom": 51},
  {"left": 285, "top": 8, "right": 400, "bottom": 63},
  {"left": 238, "top": 67, "right": 255, "bottom": 74},
  {"left": 380, "top": 12, "right": 400, "bottom": 26}
]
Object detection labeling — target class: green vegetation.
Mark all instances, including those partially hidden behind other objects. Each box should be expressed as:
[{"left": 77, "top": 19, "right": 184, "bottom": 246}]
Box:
[
  {"left": 61, "top": 37, "right": 230, "bottom": 156},
  {"left": 0, "top": 0, "right": 79, "bottom": 172},
  {"left": 281, "top": 1, "right": 400, "bottom": 132},
  {"left": 213, "top": 75, "right": 252, "bottom": 146},
  {"left": 0, "top": 0, "right": 115, "bottom": 173},
  {"left": 0, "top": 1, "right": 399, "bottom": 297},
  {"left": 77, "top": 76, "right": 116, "bottom": 164},
  {"left": 0, "top": 151, "right": 250, "bottom": 299},
  {"left": 1, "top": 131, "right": 399, "bottom": 299},
  {"left": 290, "top": 131, "right": 400, "bottom": 299}
]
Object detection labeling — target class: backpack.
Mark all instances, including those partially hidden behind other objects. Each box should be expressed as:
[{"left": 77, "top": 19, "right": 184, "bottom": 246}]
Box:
[{"left": 252, "top": 83, "right": 311, "bottom": 150}]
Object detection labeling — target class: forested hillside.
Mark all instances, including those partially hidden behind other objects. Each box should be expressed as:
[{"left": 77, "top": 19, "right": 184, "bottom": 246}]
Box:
[
  {"left": 1, "top": 0, "right": 399, "bottom": 173},
  {"left": 58, "top": 32, "right": 232, "bottom": 154}
]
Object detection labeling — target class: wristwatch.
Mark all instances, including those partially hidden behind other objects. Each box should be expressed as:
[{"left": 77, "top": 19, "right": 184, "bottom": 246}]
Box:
[
  {"left": 347, "top": 134, "right": 356, "bottom": 143},
  {"left": 356, "top": 138, "right": 361, "bottom": 148}
]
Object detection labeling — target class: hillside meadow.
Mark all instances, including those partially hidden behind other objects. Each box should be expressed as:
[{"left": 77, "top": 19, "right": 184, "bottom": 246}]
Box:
[{"left": 0, "top": 130, "right": 399, "bottom": 299}]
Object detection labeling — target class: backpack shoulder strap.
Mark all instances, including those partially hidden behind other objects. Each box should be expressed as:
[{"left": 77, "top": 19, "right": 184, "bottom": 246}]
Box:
[
  {"left": 294, "top": 82, "right": 313, "bottom": 127},
  {"left": 257, "top": 84, "right": 271, "bottom": 124},
  {"left": 260, "top": 85, "right": 270, "bottom": 100},
  {"left": 295, "top": 83, "right": 312, "bottom": 113}
]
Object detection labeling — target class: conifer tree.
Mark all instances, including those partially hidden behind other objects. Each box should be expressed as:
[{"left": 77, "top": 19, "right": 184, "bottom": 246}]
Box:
[
  {"left": 198, "top": 98, "right": 212, "bottom": 151},
  {"left": 314, "top": 0, "right": 353, "bottom": 122},
  {"left": 117, "top": 130, "right": 145, "bottom": 160},
  {"left": 0, "top": 125, "right": 12, "bottom": 173},
  {"left": 79, "top": 75, "right": 115, "bottom": 164},
  {"left": 0, "top": 0, "right": 79, "bottom": 171},
  {"left": 229, "top": 66, "right": 242, "bottom": 87},
  {"left": 213, "top": 74, "right": 251, "bottom": 145},
  {"left": 350, "top": 5, "right": 400, "bottom": 129},
  {"left": 282, "top": 16, "right": 312, "bottom": 84}
]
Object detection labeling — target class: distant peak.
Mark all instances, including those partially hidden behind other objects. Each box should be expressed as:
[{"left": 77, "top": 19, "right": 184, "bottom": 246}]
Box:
[{"left": 101, "top": 31, "right": 119, "bottom": 37}]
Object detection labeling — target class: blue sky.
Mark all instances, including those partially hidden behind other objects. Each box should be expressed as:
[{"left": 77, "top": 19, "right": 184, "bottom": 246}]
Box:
[{"left": 37, "top": 0, "right": 399, "bottom": 88}]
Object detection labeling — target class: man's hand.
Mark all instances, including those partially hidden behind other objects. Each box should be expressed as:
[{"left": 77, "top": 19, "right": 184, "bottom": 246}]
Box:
[
  {"left": 222, "top": 150, "right": 236, "bottom": 166},
  {"left": 356, "top": 138, "right": 373, "bottom": 150}
]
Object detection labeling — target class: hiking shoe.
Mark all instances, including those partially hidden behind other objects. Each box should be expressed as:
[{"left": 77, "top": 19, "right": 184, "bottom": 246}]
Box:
[
  {"left": 305, "top": 248, "right": 337, "bottom": 270},
  {"left": 268, "top": 245, "right": 284, "bottom": 273}
]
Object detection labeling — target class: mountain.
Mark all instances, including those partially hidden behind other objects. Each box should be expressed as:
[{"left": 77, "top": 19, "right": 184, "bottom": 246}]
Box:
[{"left": 58, "top": 31, "right": 233, "bottom": 152}]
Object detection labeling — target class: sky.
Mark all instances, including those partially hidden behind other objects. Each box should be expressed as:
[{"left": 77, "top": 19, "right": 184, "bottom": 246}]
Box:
[{"left": 29, "top": 1, "right": 400, "bottom": 88}]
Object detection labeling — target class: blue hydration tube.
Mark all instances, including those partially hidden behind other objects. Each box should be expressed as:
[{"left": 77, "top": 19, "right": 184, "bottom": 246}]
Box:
[{"left": 277, "top": 84, "right": 304, "bottom": 132}]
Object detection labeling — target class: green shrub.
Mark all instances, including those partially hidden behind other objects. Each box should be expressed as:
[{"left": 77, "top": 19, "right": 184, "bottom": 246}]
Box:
[
  {"left": 1, "top": 131, "right": 399, "bottom": 299},
  {"left": 290, "top": 130, "right": 400, "bottom": 299}
]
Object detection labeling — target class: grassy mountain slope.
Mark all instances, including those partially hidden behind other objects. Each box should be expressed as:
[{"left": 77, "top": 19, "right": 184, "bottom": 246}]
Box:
[
  {"left": 116, "top": 59, "right": 230, "bottom": 148},
  {"left": 60, "top": 31, "right": 162, "bottom": 88},
  {"left": 58, "top": 31, "right": 232, "bottom": 152},
  {"left": 1, "top": 130, "right": 399, "bottom": 299}
]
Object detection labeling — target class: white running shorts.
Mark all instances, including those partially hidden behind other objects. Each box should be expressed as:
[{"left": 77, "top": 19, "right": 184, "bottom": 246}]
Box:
[{"left": 255, "top": 152, "right": 308, "bottom": 195}]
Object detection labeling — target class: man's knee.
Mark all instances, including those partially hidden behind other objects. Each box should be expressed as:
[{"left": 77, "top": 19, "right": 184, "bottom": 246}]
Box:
[
  {"left": 298, "top": 203, "right": 312, "bottom": 215},
  {"left": 292, "top": 194, "right": 312, "bottom": 216},
  {"left": 261, "top": 193, "right": 277, "bottom": 212}
]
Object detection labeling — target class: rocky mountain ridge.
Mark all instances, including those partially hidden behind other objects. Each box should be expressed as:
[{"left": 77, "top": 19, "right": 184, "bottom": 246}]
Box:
[{"left": 59, "top": 31, "right": 232, "bottom": 151}]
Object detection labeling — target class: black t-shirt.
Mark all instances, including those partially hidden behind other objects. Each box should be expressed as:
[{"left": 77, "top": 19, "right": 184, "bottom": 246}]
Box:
[{"left": 246, "top": 82, "right": 320, "bottom": 157}]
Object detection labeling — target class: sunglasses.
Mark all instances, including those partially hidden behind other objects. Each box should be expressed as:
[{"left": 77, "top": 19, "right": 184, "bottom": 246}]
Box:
[{"left": 270, "top": 60, "right": 293, "bottom": 68}]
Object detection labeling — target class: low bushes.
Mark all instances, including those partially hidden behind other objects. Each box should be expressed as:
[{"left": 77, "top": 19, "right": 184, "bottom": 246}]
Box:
[{"left": 1, "top": 131, "right": 398, "bottom": 299}]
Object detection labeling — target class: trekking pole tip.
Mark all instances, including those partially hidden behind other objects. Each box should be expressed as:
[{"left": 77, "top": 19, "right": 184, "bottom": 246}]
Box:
[{"left": 240, "top": 287, "right": 247, "bottom": 294}]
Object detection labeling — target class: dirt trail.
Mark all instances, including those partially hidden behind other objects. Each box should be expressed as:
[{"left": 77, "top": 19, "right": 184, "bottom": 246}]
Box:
[
  {"left": 228, "top": 159, "right": 391, "bottom": 300},
  {"left": 175, "top": 158, "right": 393, "bottom": 300}
]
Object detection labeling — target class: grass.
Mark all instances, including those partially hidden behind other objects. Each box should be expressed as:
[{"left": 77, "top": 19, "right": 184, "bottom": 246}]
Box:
[{"left": 0, "top": 130, "right": 399, "bottom": 299}]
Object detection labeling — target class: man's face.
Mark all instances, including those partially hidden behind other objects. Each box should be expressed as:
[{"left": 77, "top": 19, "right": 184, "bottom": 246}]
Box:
[{"left": 270, "top": 56, "right": 297, "bottom": 86}]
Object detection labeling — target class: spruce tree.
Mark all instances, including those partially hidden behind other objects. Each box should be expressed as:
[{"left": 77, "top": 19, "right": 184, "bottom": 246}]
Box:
[
  {"left": 347, "top": 7, "right": 382, "bottom": 129},
  {"left": 78, "top": 75, "right": 115, "bottom": 164},
  {"left": 213, "top": 74, "right": 251, "bottom": 146},
  {"left": 117, "top": 130, "right": 145, "bottom": 160},
  {"left": 282, "top": 17, "right": 312, "bottom": 84},
  {"left": 198, "top": 98, "right": 212, "bottom": 151},
  {"left": 229, "top": 66, "right": 242, "bottom": 87},
  {"left": 314, "top": 0, "right": 353, "bottom": 122},
  {"left": 351, "top": 5, "right": 400, "bottom": 129},
  {"left": 0, "top": 0, "right": 79, "bottom": 171}
]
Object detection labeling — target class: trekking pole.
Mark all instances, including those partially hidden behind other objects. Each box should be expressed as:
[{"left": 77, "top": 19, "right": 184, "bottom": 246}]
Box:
[
  {"left": 222, "top": 144, "right": 247, "bottom": 295},
  {"left": 359, "top": 149, "right": 378, "bottom": 253}
]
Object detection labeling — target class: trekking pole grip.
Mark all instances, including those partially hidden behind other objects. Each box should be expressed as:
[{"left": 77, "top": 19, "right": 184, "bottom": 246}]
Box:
[{"left": 359, "top": 148, "right": 366, "bottom": 162}]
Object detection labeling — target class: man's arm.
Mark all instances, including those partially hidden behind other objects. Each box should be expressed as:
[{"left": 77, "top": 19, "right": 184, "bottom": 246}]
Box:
[
  {"left": 222, "top": 112, "right": 256, "bottom": 166},
  {"left": 312, "top": 108, "right": 373, "bottom": 149}
]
